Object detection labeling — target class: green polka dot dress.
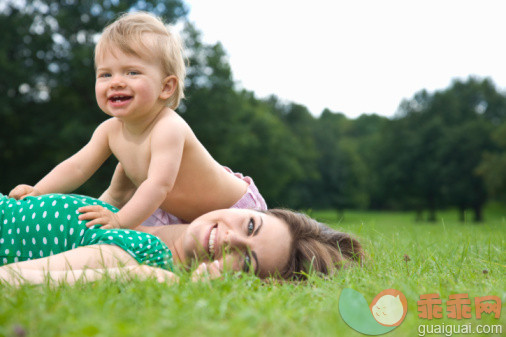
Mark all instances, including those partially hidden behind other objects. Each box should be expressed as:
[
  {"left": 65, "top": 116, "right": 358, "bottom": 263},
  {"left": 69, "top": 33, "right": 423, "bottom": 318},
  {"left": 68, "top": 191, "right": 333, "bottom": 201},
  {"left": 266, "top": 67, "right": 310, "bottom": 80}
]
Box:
[{"left": 0, "top": 193, "right": 173, "bottom": 270}]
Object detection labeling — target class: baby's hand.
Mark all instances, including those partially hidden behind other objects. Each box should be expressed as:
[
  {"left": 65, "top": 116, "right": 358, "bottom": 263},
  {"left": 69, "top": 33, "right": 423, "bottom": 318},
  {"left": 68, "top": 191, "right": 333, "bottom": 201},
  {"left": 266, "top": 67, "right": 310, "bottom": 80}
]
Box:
[
  {"left": 78, "top": 205, "right": 122, "bottom": 229},
  {"left": 191, "top": 260, "right": 222, "bottom": 282},
  {"left": 9, "top": 184, "right": 40, "bottom": 200}
]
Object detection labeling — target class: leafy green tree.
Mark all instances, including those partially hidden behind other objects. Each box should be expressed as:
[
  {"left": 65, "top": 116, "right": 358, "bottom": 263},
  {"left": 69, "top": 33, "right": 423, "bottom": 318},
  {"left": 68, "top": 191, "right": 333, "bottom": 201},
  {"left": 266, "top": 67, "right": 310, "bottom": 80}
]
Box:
[
  {"left": 432, "top": 78, "right": 506, "bottom": 221},
  {"left": 434, "top": 79, "right": 499, "bottom": 221},
  {"left": 477, "top": 122, "right": 506, "bottom": 201},
  {"left": 267, "top": 100, "right": 320, "bottom": 207},
  {"left": 308, "top": 110, "right": 368, "bottom": 212},
  {"left": 346, "top": 113, "right": 390, "bottom": 209},
  {"left": 373, "top": 90, "right": 436, "bottom": 217},
  {"left": 441, "top": 120, "right": 492, "bottom": 221},
  {"left": 376, "top": 77, "right": 504, "bottom": 221}
]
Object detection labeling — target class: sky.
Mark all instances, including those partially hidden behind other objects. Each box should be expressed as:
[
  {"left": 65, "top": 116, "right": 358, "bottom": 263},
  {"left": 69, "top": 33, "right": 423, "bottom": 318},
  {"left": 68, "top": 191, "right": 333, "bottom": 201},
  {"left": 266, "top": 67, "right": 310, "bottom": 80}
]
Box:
[{"left": 181, "top": 0, "right": 506, "bottom": 118}]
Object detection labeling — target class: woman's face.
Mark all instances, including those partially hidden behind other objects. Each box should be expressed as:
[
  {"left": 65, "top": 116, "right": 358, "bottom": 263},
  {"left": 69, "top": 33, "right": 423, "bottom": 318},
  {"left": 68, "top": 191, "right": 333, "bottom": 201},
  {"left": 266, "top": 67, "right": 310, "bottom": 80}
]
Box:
[{"left": 182, "top": 209, "right": 292, "bottom": 278}]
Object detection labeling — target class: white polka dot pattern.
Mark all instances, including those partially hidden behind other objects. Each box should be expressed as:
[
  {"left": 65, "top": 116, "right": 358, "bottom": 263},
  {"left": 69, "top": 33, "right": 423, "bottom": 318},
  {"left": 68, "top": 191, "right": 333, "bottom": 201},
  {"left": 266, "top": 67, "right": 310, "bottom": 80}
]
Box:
[{"left": 0, "top": 193, "right": 173, "bottom": 270}]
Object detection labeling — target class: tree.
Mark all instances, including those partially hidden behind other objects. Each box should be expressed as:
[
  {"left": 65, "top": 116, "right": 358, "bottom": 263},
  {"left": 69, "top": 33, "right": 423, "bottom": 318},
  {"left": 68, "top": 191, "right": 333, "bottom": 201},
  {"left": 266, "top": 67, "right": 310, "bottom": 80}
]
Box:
[
  {"left": 433, "top": 77, "right": 506, "bottom": 221},
  {"left": 267, "top": 100, "right": 320, "bottom": 207},
  {"left": 373, "top": 90, "right": 440, "bottom": 218},
  {"left": 375, "top": 77, "right": 504, "bottom": 221},
  {"left": 308, "top": 110, "right": 368, "bottom": 212},
  {"left": 477, "top": 122, "right": 506, "bottom": 201},
  {"left": 346, "top": 113, "right": 389, "bottom": 209}
]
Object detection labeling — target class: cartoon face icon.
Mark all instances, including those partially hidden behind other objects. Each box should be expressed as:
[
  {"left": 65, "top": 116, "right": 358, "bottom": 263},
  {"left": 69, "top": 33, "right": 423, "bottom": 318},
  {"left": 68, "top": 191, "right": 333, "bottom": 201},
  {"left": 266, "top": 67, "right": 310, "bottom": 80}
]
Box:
[
  {"left": 369, "top": 289, "right": 408, "bottom": 326},
  {"left": 371, "top": 294, "right": 403, "bottom": 325}
]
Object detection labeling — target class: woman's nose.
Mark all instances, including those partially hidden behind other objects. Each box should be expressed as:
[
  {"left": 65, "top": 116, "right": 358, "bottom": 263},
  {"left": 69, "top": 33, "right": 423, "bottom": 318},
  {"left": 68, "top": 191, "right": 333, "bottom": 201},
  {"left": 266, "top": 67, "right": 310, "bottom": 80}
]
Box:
[{"left": 223, "top": 230, "right": 248, "bottom": 250}]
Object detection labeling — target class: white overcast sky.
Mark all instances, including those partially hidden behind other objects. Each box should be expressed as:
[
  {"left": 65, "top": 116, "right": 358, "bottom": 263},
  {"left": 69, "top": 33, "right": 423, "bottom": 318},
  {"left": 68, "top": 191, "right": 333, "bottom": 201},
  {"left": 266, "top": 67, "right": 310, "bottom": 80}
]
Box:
[{"left": 181, "top": 0, "right": 506, "bottom": 118}]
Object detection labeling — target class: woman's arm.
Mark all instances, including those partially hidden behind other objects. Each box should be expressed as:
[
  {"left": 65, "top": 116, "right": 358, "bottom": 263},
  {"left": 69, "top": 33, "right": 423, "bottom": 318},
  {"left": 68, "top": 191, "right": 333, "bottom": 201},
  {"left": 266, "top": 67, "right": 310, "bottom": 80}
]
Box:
[
  {"left": 0, "top": 245, "right": 177, "bottom": 285},
  {"left": 0, "top": 264, "right": 178, "bottom": 285}
]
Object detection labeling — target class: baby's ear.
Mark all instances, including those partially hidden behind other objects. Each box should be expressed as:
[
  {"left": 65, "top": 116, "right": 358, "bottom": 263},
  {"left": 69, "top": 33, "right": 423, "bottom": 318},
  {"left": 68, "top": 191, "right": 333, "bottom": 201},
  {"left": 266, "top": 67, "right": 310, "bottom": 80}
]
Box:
[{"left": 160, "top": 75, "right": 178, "bottom": 99}]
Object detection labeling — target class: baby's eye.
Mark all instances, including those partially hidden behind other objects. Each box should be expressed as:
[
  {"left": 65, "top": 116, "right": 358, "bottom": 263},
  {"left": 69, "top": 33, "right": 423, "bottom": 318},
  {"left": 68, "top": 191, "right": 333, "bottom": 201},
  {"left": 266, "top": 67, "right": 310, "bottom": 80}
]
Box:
[
  {"left": 97, "top": 72, "right": 111, "bottom": 78},
  {"left": 127, "top": 70, "right": 140, "bottom": 76}
]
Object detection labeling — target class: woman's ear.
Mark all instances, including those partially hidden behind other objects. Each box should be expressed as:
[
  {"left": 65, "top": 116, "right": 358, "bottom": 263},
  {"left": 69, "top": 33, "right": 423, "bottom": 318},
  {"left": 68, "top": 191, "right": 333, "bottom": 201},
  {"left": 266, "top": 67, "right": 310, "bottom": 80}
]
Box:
[{"left": 160, "top": 75, "right": 178, "bottom": 100}]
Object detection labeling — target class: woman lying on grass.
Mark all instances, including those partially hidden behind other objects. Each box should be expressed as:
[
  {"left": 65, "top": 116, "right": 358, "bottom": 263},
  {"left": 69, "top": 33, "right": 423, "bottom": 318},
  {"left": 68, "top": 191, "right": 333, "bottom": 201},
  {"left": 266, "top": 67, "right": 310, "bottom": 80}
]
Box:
[{"left": 0, "top": 193, "right": 363, "bottom": 284}]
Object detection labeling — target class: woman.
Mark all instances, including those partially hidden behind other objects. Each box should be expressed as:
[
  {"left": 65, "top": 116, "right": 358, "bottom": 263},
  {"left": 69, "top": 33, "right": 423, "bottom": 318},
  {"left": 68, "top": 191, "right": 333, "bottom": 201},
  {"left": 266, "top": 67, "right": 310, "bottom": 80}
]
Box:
[{"left": 0, "top": 193, "right": 363, "bottom": 284}]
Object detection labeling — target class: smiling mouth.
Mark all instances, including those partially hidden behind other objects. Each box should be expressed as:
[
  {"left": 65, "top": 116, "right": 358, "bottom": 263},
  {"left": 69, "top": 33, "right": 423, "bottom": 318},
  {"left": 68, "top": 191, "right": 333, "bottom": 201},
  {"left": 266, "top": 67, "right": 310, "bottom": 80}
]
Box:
[
  {"left": 109, "top": 95, "right": 132, "bottom": 102},
  {"left": 208, "top": 225, "right": 217, "bottom": 259}
]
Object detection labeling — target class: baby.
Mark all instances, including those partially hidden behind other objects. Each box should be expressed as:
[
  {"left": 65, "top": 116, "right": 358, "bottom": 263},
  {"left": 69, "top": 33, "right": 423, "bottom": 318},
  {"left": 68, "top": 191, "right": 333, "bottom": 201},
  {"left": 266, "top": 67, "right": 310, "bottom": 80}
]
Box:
[{"left": 9, "top": 12, "right": 266, "bottom": 229}]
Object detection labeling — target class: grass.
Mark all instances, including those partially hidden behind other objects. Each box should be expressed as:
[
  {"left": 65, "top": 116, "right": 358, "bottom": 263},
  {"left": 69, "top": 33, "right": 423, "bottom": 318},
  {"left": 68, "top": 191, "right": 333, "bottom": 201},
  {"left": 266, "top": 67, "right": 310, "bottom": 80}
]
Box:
[{"left": 0, "top": 207, "right": 504, "bottom": 337}]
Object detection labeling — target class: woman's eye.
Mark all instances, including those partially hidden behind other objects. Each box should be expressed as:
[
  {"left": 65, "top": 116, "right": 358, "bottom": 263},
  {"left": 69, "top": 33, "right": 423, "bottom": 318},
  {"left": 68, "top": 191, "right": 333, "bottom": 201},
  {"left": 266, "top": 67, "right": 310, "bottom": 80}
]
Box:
[
  {"left": 242, "top": 254, "right": 251, "bottom": 273},
  {"left": 247, "top": 218, "right": 255, "bottom": 235}
]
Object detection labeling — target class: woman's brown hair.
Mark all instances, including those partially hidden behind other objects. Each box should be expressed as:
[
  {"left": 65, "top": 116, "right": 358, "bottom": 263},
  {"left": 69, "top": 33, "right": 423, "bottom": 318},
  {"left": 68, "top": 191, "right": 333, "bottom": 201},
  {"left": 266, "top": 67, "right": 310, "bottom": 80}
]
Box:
[{"left": 266, "top": 209, "right": 363, "bottom": 280}]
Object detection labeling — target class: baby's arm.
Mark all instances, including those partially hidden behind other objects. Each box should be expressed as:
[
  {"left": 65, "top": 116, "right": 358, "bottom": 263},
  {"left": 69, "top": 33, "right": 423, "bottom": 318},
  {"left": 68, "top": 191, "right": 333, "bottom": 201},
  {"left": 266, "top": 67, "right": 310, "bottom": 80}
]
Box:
[
  {"left": 9, "top": 121, "right": 113, "bottom": 199},
  {"left": 80, "top": 124, "right": 185, "bottom": 229},
  {"left": 99, "top": 163, "right": 136, "bottom": 209}
]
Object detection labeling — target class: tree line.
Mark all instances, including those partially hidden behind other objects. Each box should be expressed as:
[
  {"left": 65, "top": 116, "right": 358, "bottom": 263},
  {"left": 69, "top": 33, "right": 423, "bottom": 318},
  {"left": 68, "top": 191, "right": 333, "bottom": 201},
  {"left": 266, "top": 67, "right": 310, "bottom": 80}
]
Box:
[{"left": 2, "top": 1, "right": 506, "bottom": 221}]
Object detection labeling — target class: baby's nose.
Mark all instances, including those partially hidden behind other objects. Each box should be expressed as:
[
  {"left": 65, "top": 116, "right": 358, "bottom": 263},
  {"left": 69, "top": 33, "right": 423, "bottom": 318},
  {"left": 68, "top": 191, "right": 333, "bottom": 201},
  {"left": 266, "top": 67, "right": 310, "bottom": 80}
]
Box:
[{"left": 110, "top": 75, "right": 125, "bottom": 87}]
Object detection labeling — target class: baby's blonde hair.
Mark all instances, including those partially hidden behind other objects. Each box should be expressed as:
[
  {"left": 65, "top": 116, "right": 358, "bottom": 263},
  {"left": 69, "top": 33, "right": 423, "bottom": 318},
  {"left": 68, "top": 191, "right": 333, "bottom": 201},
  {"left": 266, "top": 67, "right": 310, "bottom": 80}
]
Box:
[{"left": 95, "top": 11, "right": 186, "bottom": 110}]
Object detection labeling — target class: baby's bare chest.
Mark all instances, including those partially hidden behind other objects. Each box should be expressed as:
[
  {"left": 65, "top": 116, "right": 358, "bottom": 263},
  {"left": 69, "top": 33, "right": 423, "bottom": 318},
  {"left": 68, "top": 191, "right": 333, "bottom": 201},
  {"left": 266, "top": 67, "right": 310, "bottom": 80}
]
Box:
[{"left": 110, "top": 136, "right": 151, "bottom": 185}]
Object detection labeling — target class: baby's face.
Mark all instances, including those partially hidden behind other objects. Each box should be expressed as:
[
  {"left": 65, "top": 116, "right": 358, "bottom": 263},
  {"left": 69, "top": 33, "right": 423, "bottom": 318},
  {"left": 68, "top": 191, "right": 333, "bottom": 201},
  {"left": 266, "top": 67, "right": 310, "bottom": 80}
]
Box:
[{"left": 95, "top": 45, "right": 169, "bottom": 120}]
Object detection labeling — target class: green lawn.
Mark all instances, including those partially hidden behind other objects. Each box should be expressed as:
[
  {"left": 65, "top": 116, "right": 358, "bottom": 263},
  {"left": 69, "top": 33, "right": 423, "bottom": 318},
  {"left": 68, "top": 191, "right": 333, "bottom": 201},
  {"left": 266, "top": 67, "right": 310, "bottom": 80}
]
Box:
[{"left": 1, "top": 207, "right": 504, "bottom": 337}]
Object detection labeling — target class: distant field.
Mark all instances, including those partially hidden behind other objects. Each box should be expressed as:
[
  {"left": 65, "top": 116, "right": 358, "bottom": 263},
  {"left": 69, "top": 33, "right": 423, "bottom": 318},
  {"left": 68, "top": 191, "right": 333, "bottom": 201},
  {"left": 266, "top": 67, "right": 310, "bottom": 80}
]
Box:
[{"left": 0, "top": 206, "right": 504, "bottom": 337}]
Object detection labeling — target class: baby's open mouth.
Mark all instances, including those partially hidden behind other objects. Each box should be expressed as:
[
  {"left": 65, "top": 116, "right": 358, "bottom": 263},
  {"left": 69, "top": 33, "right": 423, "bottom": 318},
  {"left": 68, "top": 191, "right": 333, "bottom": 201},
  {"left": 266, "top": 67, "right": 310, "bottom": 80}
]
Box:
[{"left": 109, "top": 95, "right": 132, "bottom": 102}]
